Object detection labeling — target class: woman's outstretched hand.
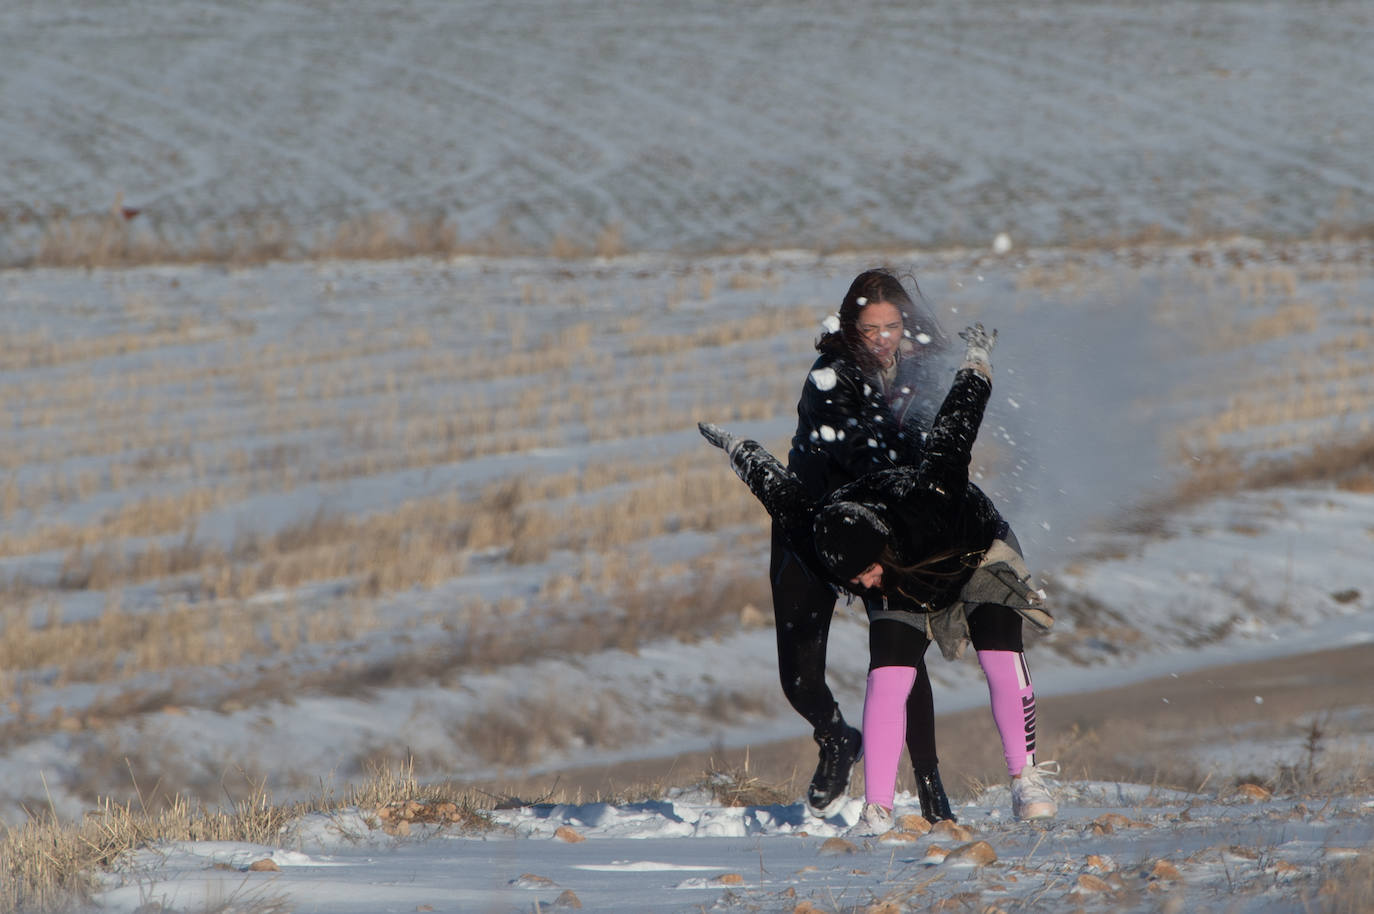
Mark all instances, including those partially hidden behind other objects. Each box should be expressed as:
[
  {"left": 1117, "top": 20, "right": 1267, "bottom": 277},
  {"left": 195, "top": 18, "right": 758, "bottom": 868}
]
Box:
[
  {"left": 698, "top": 421, "right": 740, "bottom": 455},
  {"left": 959, "top": 322, "right": 997, "bottom": 376}
]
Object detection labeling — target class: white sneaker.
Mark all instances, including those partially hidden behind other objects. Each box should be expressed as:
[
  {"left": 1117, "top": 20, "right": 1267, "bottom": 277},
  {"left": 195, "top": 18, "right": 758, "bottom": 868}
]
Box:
[
  {"left": 1011, "top": 761, "right": 1059, "bottom": 821},
  {"left": 848, "top": 802, "right": 895, "bottom": 836}
]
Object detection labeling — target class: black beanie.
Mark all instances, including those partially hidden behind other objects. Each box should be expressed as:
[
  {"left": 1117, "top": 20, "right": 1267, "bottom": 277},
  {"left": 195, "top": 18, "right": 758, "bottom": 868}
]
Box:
[{"left": 813, "top": 502, "right": 891, "bottom": 582}]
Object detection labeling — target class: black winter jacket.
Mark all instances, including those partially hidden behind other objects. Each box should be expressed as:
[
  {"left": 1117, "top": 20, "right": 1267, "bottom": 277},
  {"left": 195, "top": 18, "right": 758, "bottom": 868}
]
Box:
[
  {"left": 785, "top": 345, "right": 941, "bottom": 499},
  {"left": 730, "top": 366, "right": 1004, "bottom": 613}
]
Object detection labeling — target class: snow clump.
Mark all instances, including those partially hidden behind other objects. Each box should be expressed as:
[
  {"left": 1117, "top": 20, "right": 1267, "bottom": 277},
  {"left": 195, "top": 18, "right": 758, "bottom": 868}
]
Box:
[{"left": 809, "top": 367, "right": 838, "bottom": 391}]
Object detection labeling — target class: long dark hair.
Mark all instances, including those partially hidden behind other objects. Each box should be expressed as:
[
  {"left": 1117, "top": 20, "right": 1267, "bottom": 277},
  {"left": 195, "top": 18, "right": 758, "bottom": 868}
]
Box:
[
  {"left": 818, "top": 268, "right": 949, "bottom": 376},
  {"left": 878, "top": 543, "right": 983, "bottom": 610}
]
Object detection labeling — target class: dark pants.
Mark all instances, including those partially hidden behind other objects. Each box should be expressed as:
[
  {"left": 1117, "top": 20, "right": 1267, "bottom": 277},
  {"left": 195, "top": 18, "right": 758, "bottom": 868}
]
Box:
[
  {"left": 868, "top": 602, "right": 1025, "bottom": 773},
  {"left": 769, "top": 525, "right": 937, "bottom": 757}
]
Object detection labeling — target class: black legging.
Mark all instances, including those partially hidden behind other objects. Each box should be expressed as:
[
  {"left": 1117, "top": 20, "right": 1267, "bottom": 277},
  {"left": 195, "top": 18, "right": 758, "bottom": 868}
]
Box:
[
  {"left": 769, "top": 524, "right": 937, "bottom": 752},
  {"left": 867, "top": 602, "right": 1025, "bottom": 773}
]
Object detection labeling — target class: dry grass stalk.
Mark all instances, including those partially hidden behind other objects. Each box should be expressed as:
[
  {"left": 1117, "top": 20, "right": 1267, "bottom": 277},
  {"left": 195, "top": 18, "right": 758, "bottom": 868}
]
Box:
[{"left": 698, "top": 755, "right": 791, "bottom": 808}]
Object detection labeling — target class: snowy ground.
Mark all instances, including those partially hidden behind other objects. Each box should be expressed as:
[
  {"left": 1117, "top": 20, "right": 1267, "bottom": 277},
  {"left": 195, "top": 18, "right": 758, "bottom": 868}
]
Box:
[{"left": 95, "top": 782, "right": 1374, "bottom": 913}]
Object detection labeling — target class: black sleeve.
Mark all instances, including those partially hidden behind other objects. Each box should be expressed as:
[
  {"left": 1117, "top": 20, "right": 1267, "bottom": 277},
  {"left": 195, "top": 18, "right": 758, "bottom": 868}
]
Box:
[
  {"left": 915, "top": 367, "right": 992, "bottom": 504},
  {"left": 726, "top": 438, "right": 837, "bottom": 584}
]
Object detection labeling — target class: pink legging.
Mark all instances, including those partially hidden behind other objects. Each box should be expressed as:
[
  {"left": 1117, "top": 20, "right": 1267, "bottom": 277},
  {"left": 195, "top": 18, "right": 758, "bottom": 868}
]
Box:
[
  {"left": 862, "top": 666, "right": 917, "bottom": 810},
  {"left": 978, "top": 649, "right": 1037, "bottom": 777},
  {"left": 862, "top": 652, "right": 1039, "bottom": 808}
]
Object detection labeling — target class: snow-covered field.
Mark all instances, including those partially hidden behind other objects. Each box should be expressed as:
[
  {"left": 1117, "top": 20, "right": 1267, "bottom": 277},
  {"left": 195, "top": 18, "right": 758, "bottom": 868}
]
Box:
[
  {"left": 4, "top": 1, "right": 1374, "bottom": 911},
  {"left": 3, "top": 1, "right": 1372, "bottom": 261}
]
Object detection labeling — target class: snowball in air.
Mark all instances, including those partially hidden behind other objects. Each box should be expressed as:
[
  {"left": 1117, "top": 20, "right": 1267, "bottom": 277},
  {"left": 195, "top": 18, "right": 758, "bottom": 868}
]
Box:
[
  {"left": 992, "top": 232, "right": 1012, "bottom": 254},
  {"left": 809, "top": 367, "right": 838, "bottom": 391},
  {"left": 821, "top": 314, "right": 840, "bottom": 334},
  {"left": 819, "top": 425, "right": 837, "bottom": 442}
]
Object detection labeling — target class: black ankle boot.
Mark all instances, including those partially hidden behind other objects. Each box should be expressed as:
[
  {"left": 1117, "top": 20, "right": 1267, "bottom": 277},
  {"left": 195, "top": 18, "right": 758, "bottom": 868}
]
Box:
[
  {"left": 805, "top": 725, "right": 862, "bottom": 816},
  {"left": 915, "top": 768, "right": 956, "bottom": 822}
]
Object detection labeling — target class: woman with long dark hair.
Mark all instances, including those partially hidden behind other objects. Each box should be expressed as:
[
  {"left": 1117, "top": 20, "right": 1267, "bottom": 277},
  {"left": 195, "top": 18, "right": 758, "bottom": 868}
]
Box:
[
  {"left": 702, "top": 322, "right": 1057, "bottom": 832},
  {"left": 768, "top": 268, "right": 954, "bottom": 819}
]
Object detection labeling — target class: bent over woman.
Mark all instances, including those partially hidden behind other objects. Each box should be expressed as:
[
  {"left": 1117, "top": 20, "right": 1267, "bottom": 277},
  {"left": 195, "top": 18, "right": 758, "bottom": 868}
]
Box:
[{"left": 700, "top": 323, "right": 1056, "bottom": 831}]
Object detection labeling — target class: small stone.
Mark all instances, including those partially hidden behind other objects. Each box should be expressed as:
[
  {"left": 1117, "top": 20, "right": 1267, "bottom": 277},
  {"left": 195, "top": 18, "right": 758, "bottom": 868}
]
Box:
[
  {"left": 1094, "top": 812, "right": 1141, "bottom": 829},
  {"left": 818, "top": 837, "right": 857, "bottom": 855},
  {"left": 930, "top": 820, "right": 975, "bottom": 841},
  {"left": 417, "top": 906, "right": 434, "bottom": 912},
  {"left": 511, "top": 873, "right": 556, "bottom": 887},
  {"left": 1149, "top": 860, "right": 1182, "bottom": 881},
  {"left": 1085, "top": 854, "right": 1114, "bottom": 872},
  {"left": 923, "top": 843, "right": 950, "bottom": 863},
  {"left": 878, "top": 829, "right": 922, "bottom": 843},
  {"left": 895, "top": 813, "right": 932, "bottom": 834},
  {"left": 715, "top": 873, "right": 744, "bottom": 885},
  {"left": 247, "top": 858, "right": 279, "bottom": 872},
  {"left": 1235, "top": 783, "right": 1272, "bottom": 801},
  {"left": 1076, "top": 874, "right": 1113, "bottom": 893},
  {"left": 554, "top": 825, "right": 585, "bottom": 843},
  {"left": 553, "top": 889, "right": 582, "bottom": 908},
  {"left": 944, "top": 841, "right": 997, "bottom": 867}
]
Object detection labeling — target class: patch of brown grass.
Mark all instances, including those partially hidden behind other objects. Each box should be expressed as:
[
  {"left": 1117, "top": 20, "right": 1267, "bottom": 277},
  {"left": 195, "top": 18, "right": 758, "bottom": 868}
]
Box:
[
  {"left": 697, "top": 755, "right": 792, "bottom": 807},
  {"left": 0, "top": 760, "right": 494, "bottom": 914},
  {"left": 1165, "top": 430, "right": 1374, "bottom": 512},
  {"left": 1317, "top": 851, "right": 1374, "bottom": 914}
]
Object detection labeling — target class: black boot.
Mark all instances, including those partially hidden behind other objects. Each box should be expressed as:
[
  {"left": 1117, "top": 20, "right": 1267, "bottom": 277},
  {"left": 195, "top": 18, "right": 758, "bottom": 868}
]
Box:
[
  {"left": 915, "top": 768, "right": 956, "bottom": 822},
  {"left": 805, "top": 725, "right": 862, "bottom": 817}
]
